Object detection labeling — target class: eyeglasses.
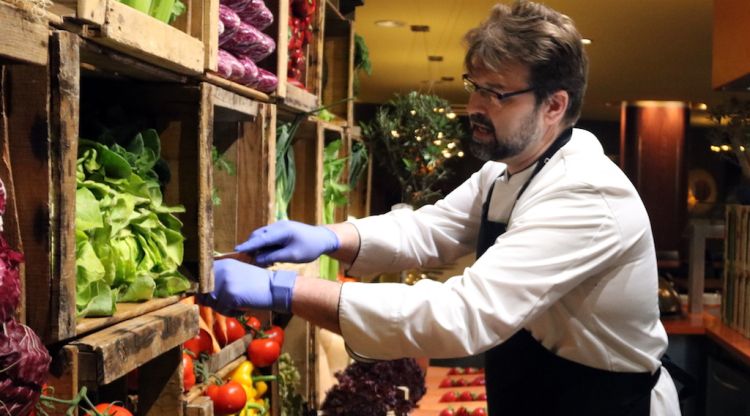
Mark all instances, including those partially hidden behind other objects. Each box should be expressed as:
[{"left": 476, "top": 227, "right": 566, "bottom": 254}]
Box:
[{"left": 462, "top": 74, "right": 535, "bottom": 103}]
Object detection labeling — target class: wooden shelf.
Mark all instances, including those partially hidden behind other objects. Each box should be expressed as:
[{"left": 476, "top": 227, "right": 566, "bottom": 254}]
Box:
[
  {"left": 50, "top": 0, "right": 204, "bottom": 75},
  {"left": 0, "top": 1, "right": 48, "bottom": 65}
]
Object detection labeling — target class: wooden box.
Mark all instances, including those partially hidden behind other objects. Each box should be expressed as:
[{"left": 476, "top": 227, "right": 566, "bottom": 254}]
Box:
[
  {"left": 318, "top": 1, "right": 353, "bottom": 125},
  {"left": 2, "top": 31, "right": 213, "bottom": 343},
  {"left": 49, "top": 0, "right": 206, "bottom": 75},
  {"left": 345, "top": 126, "right": 371, "bottom": 220},
  {"left": 46, "top": 302, "right": 199, "bottom": 416}
]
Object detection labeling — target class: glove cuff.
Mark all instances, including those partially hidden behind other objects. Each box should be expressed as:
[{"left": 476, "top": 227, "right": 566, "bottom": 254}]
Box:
[
  {"left": 321, "top": 226, "right": 340, "bottom": 253},
  {"left": 270, "top": 270, "right": 297, "bottom": 313}
]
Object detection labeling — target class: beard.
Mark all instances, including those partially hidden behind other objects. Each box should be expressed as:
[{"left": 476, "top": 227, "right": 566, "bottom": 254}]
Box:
[{"left": 469, "top": 107, "right": 543, "bottom": 162}]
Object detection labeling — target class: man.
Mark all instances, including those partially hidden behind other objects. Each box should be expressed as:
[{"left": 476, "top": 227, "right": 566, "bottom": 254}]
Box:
[{"left": 201, "top": 1, "right": 681, "bottom": 414}]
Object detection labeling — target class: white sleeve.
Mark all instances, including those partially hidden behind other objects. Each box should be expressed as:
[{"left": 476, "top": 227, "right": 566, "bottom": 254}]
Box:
[
  {"left": 345, "top": 168, "right": 488, "bottom": 277},
  {"left": 339, "top": 183, "right": 624, "bottom": 360}
]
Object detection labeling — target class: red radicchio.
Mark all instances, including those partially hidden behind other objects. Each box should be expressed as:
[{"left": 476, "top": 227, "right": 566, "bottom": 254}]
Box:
[
  {"left": 0, "top": 319, "right": 51, "bottom": 415},
  {"left": 0, "top": 233, "right": 23, "bottom": 323}
]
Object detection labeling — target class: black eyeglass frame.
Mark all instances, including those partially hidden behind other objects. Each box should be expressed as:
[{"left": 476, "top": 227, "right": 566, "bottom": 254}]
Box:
[{"left": 462, "top": 74, "right": 535, "bottom": 102}]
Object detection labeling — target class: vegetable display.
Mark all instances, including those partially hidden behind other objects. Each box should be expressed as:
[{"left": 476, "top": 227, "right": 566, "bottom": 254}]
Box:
[
  {"left": 320, "top": 358, "right": 426, "bottom": 416},
  {"left": 287, "top": 0, "right": 315, "bottom": 88},
  {"left": 277, "top": 353, "right": 312, "bottom": 416},
  {"left": 218, "top": 0, "right": 278, "bottom": 91},
  {"left": 75, "top": 129, "right": 190, "bottom": 318},
  {"left": 117, "top": 0, "right": 186, "bottom": 23}
]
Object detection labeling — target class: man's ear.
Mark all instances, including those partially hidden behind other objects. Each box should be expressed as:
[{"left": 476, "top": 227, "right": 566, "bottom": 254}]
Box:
[{"left": 543, "top": 90, "right": 569, "bottom": 124}]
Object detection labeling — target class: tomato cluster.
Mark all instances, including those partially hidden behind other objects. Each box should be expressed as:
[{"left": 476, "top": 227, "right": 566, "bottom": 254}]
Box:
[
  {"left": 438, "top": 375, "right": 485, "bottom": 388},
  {"left": 439, "top": 406, "right": 487, "bottom": 416},
  {"left": 439, "top": 391, "right": 488, "bottom": 402}
]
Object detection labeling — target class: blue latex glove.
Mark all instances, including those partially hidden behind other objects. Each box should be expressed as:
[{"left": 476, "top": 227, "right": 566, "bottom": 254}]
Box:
[
  {"left": 235, "top": 220, "right": 340, "bottom": 266},
  {"left": 198, "top": 259, "right": 297, "bottom": 315}
]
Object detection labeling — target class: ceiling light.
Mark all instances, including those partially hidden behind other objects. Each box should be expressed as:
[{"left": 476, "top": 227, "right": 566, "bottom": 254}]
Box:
[
  {"left": 410, "top": 25, "right": 430, "bottom": 32},
  {"left": 375, "top": 20, "right": 405, "bottom": 28},
  {"left": 581, "top": 38, "right": 592, "bottom": 45}
]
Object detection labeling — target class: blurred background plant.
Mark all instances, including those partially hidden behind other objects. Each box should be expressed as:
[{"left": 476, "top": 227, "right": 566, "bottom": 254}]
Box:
[{"left": 361, "top": 91, "right": 465, "bottom": 208}]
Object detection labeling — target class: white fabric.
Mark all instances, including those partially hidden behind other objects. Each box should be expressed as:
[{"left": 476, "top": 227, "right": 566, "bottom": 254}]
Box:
[{"left": 339, "top": 128, "right": 680, "bottom": 415}]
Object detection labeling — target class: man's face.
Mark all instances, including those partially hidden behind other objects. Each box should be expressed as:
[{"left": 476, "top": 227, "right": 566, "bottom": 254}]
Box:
[{"left": 465, "top": 64, "right": 543, "bottom": 162}]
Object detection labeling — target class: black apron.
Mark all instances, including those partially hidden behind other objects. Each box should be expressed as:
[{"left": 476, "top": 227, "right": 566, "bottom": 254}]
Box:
[{"left": 477, "top": 129, "right": 661, "bottom": 416}]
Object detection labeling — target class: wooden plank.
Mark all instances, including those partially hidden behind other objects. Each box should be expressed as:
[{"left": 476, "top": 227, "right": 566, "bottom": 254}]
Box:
[
  {"left": 186, "top": 396, "right": 214, "bottom": 416},
  {"left": 212, "top": 120, "right": 241, "bottom": 252},
  {"left": 0, "top": 67, "right": 25, "bottom": 322},
  {"left": 49, "top": 30, "right": 81, "bottom": 342},
  {"left": 237, "top": 104, "right": 274, "bottom": 237},
  {"left": 308, "top": 0, "right": 325, "bottom": 101},
  {"left": 76, "top": 295, "right": 181, "bottom": 335},
  {"left": 7, "top": 64, "right": 54, "bottom": 341},
  {"left": 204, "top": 72, "right": 273, "bottom": 103},
  {"left": 47, "top": 345, "right": 81, "bottom": 415},
  {"left": 289, "top": 120, "right": 323, "bottom": 225},
  {"left": 199, "top": 85, "right": 215, "bottom": 293},
  {"left": 140, "top": 347, "right": 184, "bottom": 416},
  {"left": 202, "top": 0, "right": 218, "bottom": 72},
  {"left": 206, "top": 83, "right": 260, "bottom": 121},
  {"left": 273, "top": 0, "right": 289, "bottom": 99},
  {"left": 75, "top": 0, "right": 107, "bottom": 24},
  {"left": 205, "top": 333, "right": 253, "bottom": 374},
  {"left": 93, "top": 0, "right": 204, "bottom": 75},
  {"left": 283, "top": 83, "right": 319, "bottom": 113},
  {"left": 78, "top": 37, "right": 188, "bottom": 83},
  {"left": 0, "top": 1, "right": 49, "bottom": 65},
  {"left": 73, "top": 302, "right": 199, "bottom": 385}
]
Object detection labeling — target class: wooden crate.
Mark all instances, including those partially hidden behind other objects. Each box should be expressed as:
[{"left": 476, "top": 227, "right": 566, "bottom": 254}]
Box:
[
  {"left": 2, "top": 31, "right": 212, "bottom": 343},
  {"left": 210, "top": 87, "right": 275, "bottom": 252},
  {"left": 46, "top": 302, "right": 199, "bottom": 416},
  {"left": 318, "top": 2, "right": 353, "bottom": 125},
  {"left": 48, "top": 0, "right": 206, "bottom": 75},
  {"left": 278, "top": 0, "right": 323, "bottom": 112},
  {"left": 0, "top": 1, "right": 49, "bottom": 65}
]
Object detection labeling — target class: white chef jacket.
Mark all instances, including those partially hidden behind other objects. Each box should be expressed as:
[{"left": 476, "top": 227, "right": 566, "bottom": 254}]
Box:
[{"left": 339, "top": 128, "right": 681, "bottom": 415}]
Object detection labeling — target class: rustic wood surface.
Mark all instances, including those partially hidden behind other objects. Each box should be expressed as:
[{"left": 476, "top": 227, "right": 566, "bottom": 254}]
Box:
[
  {"left": 141, "top": 347, "right": 184, "bottom": 416},
  {"left": 203, "top": 72, "right": 272, "bottom": 103},
  {"left": 288, "top": 120, "right": 324, "bottom": 225},
  {"left": 0, "top": 1, "right": 49, "bottom": 65},
  {"left": 282, "top": 83, "right": 320, "bottom": 113},
  {"left": 76, "top": 296, "right": 181, "bottom": 335},
  {"left": 73, "top": 302, "right": 199, "bottom": 385},
  {"left": 185, "top": 396, "right": 213, "bottom": 416}
]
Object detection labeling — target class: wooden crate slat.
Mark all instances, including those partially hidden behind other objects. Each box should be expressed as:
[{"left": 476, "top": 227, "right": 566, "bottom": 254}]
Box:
[
  {"left": 288, "top": 120, "right": 323, "bottom": 225},
  {"left": 140, "top": 347, "right": 185, "bottom": 416},
  {"left": 206, "top": 83, "right": 261, "bottom": 120},
  {"left": 204, "top": 333, "right": 253, "bottom": 374},
  {"left": 76, "top": 295, "right": 181, "bottom": 335},
  {"left": 203, "top": 72, "right": 272, "bottom": 103},
  {"left": 0, "top": 1, "right": 49, "bottom": 65},
  {"left": 186, "top": 396, "right": 214, "bottom": 416},
  {"left": 236, "top": 104, "right": 274, "bottom": 235},
  {"left": 73, "top": 302, "right": 199, "bottom": 385}
]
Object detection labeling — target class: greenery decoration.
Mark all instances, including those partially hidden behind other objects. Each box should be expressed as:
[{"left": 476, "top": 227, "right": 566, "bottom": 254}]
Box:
[
  {"left": 709, "top": 96, "right": 750, "bottom": 181},
  {"left": 361, "top": 91, "right": 465, "bottom": 208}
]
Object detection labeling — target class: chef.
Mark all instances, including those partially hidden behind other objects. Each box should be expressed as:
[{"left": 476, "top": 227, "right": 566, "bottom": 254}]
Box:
[{"left": 201, "top": 1, "right": 681, "bottom": 414}]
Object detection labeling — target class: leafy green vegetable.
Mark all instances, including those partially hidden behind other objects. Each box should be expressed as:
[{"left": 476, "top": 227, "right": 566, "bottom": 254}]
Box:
[
  {"left": 211, "top": 145, "right": 236, "bottom": 206},
  {"left": 320, "top": 138, "right": 350, "bottom": 281},
  {"left": 275, "top": 122, "right": 300, "bottom": 221},
  {"left": 75, "top": 129, "right": 190, "bottom": 318}
]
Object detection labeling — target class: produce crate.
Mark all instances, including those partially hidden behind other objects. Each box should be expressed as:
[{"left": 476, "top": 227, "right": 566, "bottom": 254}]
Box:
[
  {"left": 278, "top": 0, "right": 324, "bottom": 112},
  {"left": 48, "top": 0, "right": 206, "bottom": 75},
  {"left": 318, "top": 1, "right": 354, "bottom": 125},
  {"left": 283, "top": 116, "right": 323, "bottom": 225},
  {"left": 0, "top": 1, "right": 49, "bottom": 65},
  {"left": 46, "top": 302, "right": 199, "bottom": 416},
  {"left": 2, "top": 31, "right": 213, "bottom": 343},
  {"left": 320, "top": 121, "right": 349, "bottom": 223},
  {"left": 210, "top": 87, "right": 275, "bottom": 252}
]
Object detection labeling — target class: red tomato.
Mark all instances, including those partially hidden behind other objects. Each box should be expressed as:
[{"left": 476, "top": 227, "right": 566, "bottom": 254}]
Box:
[
  {"left": 464, "top": 367, "right": 479, "bottom": 375},
  {"left": 455, "top": 407, "right": 470, "bottom": 416},
  {"left": 447, "top": 367, "right": 464, "bottom": 375},
  {"left": 440, "top": 391, "right": 458, "bottom": 403},
  {"left": 439, "top": 378, "right": 453, "bottom": 388},
  {"left": 470, "top": 375, "right": 486, "bottom": 386},
  {"left": 89, "top": 404, "right": 133, "bottom": 416},
  {"left": 214, "top": 317, "right": 246, "bottom": 347},
  {"left": 470, "top": 408, "right": 488, "bottom": 416},
  {"left": 247, "top": 338, "right": 281, "bottom": 367},
  {"left": 204, "top": 381, "right": 247, "bottom": 415},
  {"left": 183, "top": 328, "right": 212, "bottom": 357},
  {"left": 264, "top": 325, "right": 285, "bottom": 347},
  {"left": 453, "top": 378, "right": 467, "bottom": 387},
  {"left": 439, "top": 408, "right": 456, "bottom": 416},
  {"left": 475, "top": 392, "right": 487, "bottom": 401},
  {"left": 182, "top": 353, "right": 196, "bottom": 392},
  {"left": 458, "top": 391, "right": 475, "bottom": 402},
  {"left": 245, "top": 315, "right": 261, "bottom": 332}
]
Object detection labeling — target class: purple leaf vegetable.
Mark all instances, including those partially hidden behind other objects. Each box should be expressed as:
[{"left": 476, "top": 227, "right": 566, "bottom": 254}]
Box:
[
  {"left": 254, "top": 68, "right": 278, "bottom": 93},
  {"left": 219, "top": 0, "right": 251, "bottom": 12},
  {"left": 235, "top": 56, "right": 260, "bottom": 87},
  {"left": 223, "top": 22, "right": 276, "bottom": 62},
  {"left": 0, "top": 319, "right": 52, "bottom": 415},
  {"left": 217, "top": 49, "right": 247, "bottom": 82},
  {"left": 219, "top": 4, "right": 242, "bottom": 45},
  {"left": 237, "top": 0, "right": 274, "bottom": 30}
]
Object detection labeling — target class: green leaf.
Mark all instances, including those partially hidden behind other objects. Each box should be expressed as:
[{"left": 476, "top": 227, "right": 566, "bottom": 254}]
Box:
[
  {"left": 76, "top": 187, "right": 104, "bottom": 232},
  {"left": 154, "top": 271, "right": 191, "bottom": 297},
  {"left": 118, "top": 273, "right": 156, "bottom": 302},
  {"left": 76, "top": 280, "right": 116, "bottom": 317}
]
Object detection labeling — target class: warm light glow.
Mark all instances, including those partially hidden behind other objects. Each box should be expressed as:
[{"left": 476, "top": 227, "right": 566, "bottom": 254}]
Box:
[
  {"left": 721, "top": 145, "right": 730, "bottom": 151},
  {"left": 375, "top": 20, "right": 405, "bottom": 28},
  {"left": 442, "top": 151, "right": 452, "bottom": 158},
  {"left": 433, "top": 140, "right": 442, "bottom": 146},
  {"left": 415, "top": 136, "right": 422, "bottom": 141},
  {"left": 742, "top": 146, "right": 747, "bottom": 152},
  {"left": 446, "top": 112, "right": 457, "bottom": 119},
  {"left": 447, "top": 142, "right": 456, "bottom": 149},
  {"left": 437, "top": 132, "right": 445, "bottom": 139},
  {"left": 391, "top": 130, "right": 400, "bottom": 138},
  {"left": 581, "top": 38, "right": 592, "bottom": 45},
  {"left": 410, "top": 110, "right": 417, "bottom": 116},
  {"left": 457, "top": 151, "right": 465, "bottom": 157},
  {"left": 710, "top": 145, "right": 721, "bottom": 152},
  {"left": 625, "top": 100, "right": 687, "bottom": 108}
]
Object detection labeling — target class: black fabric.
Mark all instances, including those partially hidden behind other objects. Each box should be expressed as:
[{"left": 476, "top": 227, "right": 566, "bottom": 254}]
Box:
[{"left": 475, "top": 129, "right": 659, "bottom": 415}]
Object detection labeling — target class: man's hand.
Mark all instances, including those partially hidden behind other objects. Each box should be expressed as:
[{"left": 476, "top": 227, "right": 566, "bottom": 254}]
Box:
[
  {"left": 235, "top": 220, "right": 340, "bottom": 266},
  {"left": 198, "top": 259, "right": 296, "bottom": 315}
]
